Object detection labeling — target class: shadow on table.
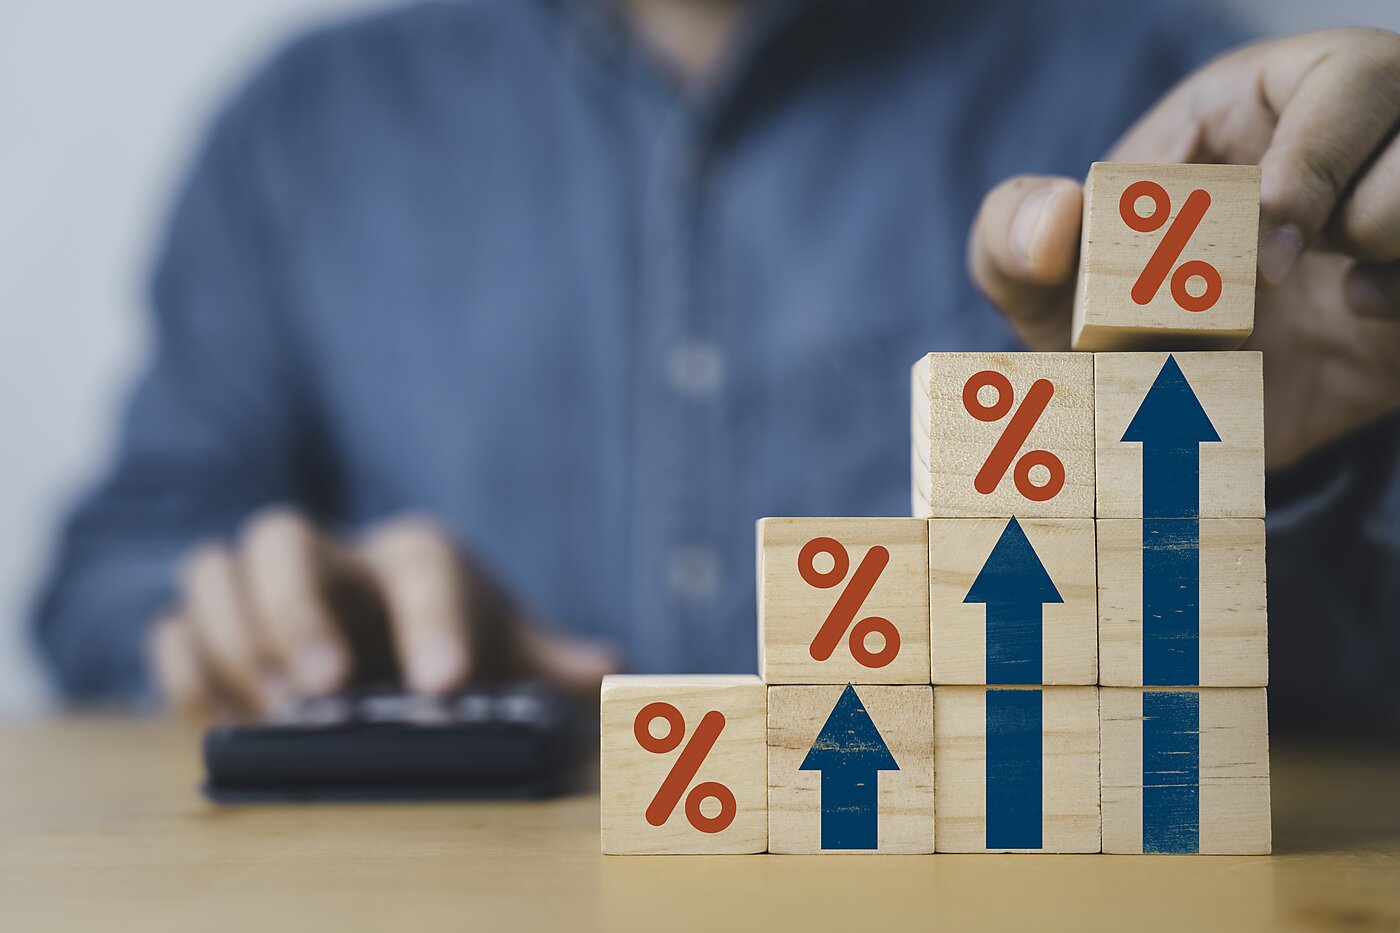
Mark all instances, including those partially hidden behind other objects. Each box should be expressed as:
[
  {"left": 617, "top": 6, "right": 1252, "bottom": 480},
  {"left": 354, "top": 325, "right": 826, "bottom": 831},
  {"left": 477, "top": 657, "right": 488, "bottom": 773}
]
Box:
[{"left": 1270, "top": 742, "right": 1400, "bottom": 855}]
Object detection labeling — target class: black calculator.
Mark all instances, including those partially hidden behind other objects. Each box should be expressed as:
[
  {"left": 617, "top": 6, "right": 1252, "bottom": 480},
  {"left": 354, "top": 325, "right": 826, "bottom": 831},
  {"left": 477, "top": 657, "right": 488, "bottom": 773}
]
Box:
[{"left": 202, "top": 682, "right": 578, "bottom": 803}]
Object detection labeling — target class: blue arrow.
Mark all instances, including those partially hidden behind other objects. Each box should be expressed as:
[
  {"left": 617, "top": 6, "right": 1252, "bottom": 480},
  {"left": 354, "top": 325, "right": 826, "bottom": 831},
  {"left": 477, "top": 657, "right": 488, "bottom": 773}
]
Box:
[
  {"left": 1141, "top": 519, "right": 1201, "bottom": 684},
  {"left": 1122, "top": 355, "right": 1221, "bottom": 521},
  {"left": 800, "top": 684, "right": 899, "bottom": 850},
  {"left": 964, "top": 517, "right": 1063, "bottom": 685},
  {"left": 1122, "top": 356, "right": 1220, "bottom": 686},
  {"left": 1143, "top": 690, "right": 1200, "bottom": 853},
  {"left": 986, "top": 688, "right": 1043, "bottom": 850}
]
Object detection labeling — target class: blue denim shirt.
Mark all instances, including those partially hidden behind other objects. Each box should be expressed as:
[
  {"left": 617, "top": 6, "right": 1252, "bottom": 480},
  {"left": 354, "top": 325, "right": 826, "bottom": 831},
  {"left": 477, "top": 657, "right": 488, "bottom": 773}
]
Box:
[{"left": 33, "top": 0, "right": 1400, "bottom": 731}]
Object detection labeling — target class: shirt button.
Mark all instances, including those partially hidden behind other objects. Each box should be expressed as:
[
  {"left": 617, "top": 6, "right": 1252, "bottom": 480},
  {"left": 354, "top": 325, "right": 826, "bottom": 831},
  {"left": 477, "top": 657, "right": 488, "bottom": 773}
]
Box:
[
  {"left": 667, "top": 545, "right": 722, "bottom": 602},
  {"left": 666, "top": 340, "right": 725, "bottom": 398}
]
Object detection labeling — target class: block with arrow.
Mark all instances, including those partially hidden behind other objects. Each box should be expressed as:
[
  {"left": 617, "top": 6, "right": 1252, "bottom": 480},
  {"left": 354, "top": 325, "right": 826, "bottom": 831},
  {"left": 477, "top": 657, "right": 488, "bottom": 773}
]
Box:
[
  {"left": 1094, "top": 352, "right": 1264, "bottom": 519},
  {"left": 1094, "top": 352, "right": 1268, "bottom": 687},
  {"left": 933, "top": 685, "right": 1101, "bottom": 853},
  {"left": 930, "top": 516, "right": 1097, "bottom": 685},
  {"left": 1101, "top": 686, "right": 1271, "bottom": 854},
  {"left": 767, "top": 683, "right": 934, "bottom": 854},
  {"left": 1098, "top": 518, "right": 1267, "bottom": 687}
]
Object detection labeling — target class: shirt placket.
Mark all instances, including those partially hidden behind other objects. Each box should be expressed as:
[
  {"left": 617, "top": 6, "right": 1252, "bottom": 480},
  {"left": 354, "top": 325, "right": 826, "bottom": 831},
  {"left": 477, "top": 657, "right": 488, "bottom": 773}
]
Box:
[{"left": 625, "top": 98, "right": 733, "bottom": 671}]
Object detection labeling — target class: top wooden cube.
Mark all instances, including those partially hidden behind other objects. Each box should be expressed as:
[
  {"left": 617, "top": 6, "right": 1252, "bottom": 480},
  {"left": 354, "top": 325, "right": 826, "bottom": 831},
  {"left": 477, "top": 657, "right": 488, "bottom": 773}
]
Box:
[
  {"left": 912, "top": 352, "right": 1095, "bottom": 518},
  {"left": 1071, "top": 162, "right": 1260, "bottom": 351}
]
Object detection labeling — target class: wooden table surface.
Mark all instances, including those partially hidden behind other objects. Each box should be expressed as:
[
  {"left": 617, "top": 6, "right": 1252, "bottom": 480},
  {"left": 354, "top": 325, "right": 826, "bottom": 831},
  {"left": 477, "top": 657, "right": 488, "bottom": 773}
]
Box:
[{"left": 2, "top": 717, "right": 1398, "bottom": 933}]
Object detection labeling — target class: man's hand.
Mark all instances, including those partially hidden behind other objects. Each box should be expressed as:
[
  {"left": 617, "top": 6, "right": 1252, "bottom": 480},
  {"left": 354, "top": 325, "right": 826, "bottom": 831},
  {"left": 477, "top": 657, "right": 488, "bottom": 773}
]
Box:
[
  {"left": 148, "top": 509, "right": 620, "bottom": 718},
  {"left": 969, "top": 28, "right": 1400, "bottom": 470}
]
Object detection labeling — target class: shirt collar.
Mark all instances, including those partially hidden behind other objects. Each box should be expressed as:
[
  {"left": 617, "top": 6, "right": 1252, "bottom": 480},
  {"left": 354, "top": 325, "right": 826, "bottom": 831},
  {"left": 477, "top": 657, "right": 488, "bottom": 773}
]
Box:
[{"left": 541, "top": 0, "right": 883, "bottom": 136}]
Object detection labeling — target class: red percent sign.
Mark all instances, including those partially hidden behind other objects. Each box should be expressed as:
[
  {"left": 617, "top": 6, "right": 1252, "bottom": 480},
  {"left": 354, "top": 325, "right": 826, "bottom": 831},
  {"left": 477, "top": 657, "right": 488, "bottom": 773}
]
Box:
[
  {"left": 799, "top": 537, "right": 900, "bottom": 668},
  {"left": 1120, "top": 181, "right": 1221, "bottom": 313},
  {"left": 634, "top": 703, "right": 736, "bottom": 833},
  {"left": 962, "top": 370, "right": 1065, "bottom": 501}
]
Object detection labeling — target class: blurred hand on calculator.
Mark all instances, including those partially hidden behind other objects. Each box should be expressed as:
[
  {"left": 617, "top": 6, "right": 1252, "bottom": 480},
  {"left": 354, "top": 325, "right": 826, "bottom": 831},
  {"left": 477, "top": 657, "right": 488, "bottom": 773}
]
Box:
[{"left": 148, "top": 509, "right": 620, "bottom": 718}]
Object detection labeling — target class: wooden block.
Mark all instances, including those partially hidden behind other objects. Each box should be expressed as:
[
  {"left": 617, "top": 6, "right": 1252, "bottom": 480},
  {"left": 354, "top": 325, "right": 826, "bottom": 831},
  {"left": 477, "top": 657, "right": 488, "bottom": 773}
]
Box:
[
  {"left": 933, "top": 686, "right": 1100, "bottom": 853},
  {"left": 1101, "top": 687, "right": 1271, "bottom": 854},
  {"left": 1098, "top": 518, "right": 1267, "bottom": 687},
  {"left": 767, "top": 684, "right": 934, "bottom": 853},
  {"left": 758, "top": 518, "right": 930, "bottom": 685},
  {"left": 1095, "top": 351, "right": 1264, "bottom": 519},
  {"left": 911, "top": 352, "right": 1095, "bottom": 518},
  {"left": 1071, "top": 162, "right": 1260, "bottom": 351},
  {"left": 929, "top": 518, "right": 1097, "bottom": 685},
  {"left": 601, "top": 675, "right": 766, "bottom": 854}
]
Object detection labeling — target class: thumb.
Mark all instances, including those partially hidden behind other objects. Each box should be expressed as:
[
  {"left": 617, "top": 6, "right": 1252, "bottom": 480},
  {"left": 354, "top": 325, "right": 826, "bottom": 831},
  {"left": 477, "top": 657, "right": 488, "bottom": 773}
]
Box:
[
  {"left": 518, "top": 626, "right": 621, "bottom": 704},
  {"left": 968, "top": 174, "right": 1083, "bottom": 350}
]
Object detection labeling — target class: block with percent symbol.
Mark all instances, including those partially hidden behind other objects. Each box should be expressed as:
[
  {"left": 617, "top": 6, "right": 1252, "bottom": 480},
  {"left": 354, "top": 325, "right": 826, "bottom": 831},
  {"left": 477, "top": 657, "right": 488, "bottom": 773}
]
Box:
[
  {"left": 933, "top": 685, "right": 1100, "bottom": 853},
  {"left": 1101, "top": 687, "right": 1271, "bottom": 854},
  {"left": 768, "top": 684, "right": 935, "bottom": 854},
  {"left": 600, "top": 675, "right": 767, "bottom": 854},
  {"left": 1098, "top": 518, "right": 1267, "bottom": 687},
  {"left": 1071, "top": 162, "right": 1261, "bottom": 351},
  {"left": 1095, "top": 351, "right": 1264, "bottom": 519},
  {"left": 757, "top": 518, "right": 929, "bottom": 685},
  {"left": 929, "top": 518, "right": 1097, "bottom": 685},
  {"left": 912, "top": 352, "right": 1094, "bottom": 518}
]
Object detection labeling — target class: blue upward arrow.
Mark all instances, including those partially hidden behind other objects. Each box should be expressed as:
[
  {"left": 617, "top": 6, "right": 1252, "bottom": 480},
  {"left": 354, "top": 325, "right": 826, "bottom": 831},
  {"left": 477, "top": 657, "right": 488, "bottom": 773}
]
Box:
[
  {"left": 800, "top": 684, "right": 899, "bottom": 850},
  {"left": 964, "top": 517, "right": 1063, "bottom": 684},
  {"left": 1121, "top": 355, "right": 1221, "bottom": 520},
  {"left": 1122, "top": 356, "right": 1220, "bottom": 685}
]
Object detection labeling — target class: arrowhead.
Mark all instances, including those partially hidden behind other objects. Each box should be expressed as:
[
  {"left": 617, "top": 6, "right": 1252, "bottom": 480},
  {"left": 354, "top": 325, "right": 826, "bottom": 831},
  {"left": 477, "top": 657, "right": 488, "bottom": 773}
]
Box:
[
  {"left": 964, "top": 517, "right": 1063, "bottom": 607},
  {"left": 1121, "top": 355, "right": 1221, "bottom": 445},
  {"left": 800, "top": 684, "right": 899, "bottom": 772}
]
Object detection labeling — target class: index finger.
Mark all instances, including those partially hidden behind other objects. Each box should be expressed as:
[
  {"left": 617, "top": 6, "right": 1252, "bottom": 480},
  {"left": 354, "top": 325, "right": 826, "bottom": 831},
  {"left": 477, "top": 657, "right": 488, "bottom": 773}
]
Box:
[
  {"left": 1256, "top": 30, "right": 1400, "bottom": 272},
  {"left": 241, "top": 508, "right": 352, "bottom": 695},
  {"left": 1107, "top": 31, "right": 1400, "bottom": 283},
  {"left": 355, "top": 517, "right": 470, "bottom": 694}
]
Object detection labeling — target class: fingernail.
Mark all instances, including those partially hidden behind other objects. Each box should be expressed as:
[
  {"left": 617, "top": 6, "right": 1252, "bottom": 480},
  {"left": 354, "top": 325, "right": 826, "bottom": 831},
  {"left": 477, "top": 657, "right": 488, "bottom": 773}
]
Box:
[
  {"left": 1346, "top": 270, "right": 1394, "bottom": 319},
  {"left": 1011, "top": 185, "right": 1061, "bottom": 272},
  {"left": 294, "top": 639, "right": 345, "bottom": 694},
  {"left": 411, "top": 639, "right": 467, "bottom": 694},
  {"left": 1258, "top": 224, "right": 1304, "bottom": 286}
]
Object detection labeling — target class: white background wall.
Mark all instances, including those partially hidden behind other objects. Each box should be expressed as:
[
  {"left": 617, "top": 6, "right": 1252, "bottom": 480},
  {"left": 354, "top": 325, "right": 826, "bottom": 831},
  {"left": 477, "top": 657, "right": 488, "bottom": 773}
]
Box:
[{"left": 2, "top": 0, "right": 1398, "bottom": 712}]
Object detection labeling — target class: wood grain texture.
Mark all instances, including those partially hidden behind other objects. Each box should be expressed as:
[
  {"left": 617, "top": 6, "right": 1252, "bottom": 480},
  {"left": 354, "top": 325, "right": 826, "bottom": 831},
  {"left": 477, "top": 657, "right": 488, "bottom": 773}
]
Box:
[
  {"left": 758, "top": 518, "right": 930, "bottom": 685},
  {"left": 1071, "top": 162, "right": 1259, "bottom": 351},
  {"left": 911, "top": 352, "right": 1095, "bottom": 518},
  {"left": 1098, "top": 518, "right": 1267, "bottom": 686},
  {"left": 1095, "top": 351, "right": 1265, "bottom": 518},
  {"left": 1101, "top": 687, "right": 1272, "bottom": 855},
  {"left": 930, "top": 518, "right": 1097, "bottom": 684},
  {"left": 601, "top": 675, "right": 766, "bottom": 854},
  {"left": 767, "top": 684, "right": 934, "bottom": 854},
  {"left": 933, "top": 686, "right": 1101, "bottom": 853},
  {"left": 6, "top": 718, "right": 1400, "bottom": 931}
]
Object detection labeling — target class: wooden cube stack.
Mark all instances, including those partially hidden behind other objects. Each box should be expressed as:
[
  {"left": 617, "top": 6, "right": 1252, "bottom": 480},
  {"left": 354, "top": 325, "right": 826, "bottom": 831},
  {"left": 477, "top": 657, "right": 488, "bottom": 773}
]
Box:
[{"left": 602, "top": 163, "right": 1270, "bottom": 856}]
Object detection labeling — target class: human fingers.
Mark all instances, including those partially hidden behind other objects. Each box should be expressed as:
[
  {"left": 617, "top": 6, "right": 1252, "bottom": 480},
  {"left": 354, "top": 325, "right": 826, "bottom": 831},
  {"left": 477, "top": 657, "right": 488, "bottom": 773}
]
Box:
[
  {"left": 515, "top": 626, "right": 621, "bottom": 704},
  {"left": 148, "top": 613, "right": 213, "bottom": 717},
  {"left": 179, "top": 542, "right": 279, "bottom": 714},
  {"left": 239, "top": 507, "right": 352, "bottom": 695},
  {"left": 355, "top": 517, "right": 470, "bottom": 694},
  {"left": 1256, "top": 29, "right": 1400, "bottom": 280},
  {"left": 1345, "top": 260, "right": 1400, "bottom": 320},
  {"left": 967, "top": 174, "right": 1083, "bottom": 350}
]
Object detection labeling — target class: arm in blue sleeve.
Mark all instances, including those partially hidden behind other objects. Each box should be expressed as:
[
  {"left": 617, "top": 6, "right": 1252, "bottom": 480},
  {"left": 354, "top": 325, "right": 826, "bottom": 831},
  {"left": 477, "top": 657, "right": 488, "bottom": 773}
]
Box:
[{"left": 30, "top": 77, "right": 323, "bottom": 702}]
